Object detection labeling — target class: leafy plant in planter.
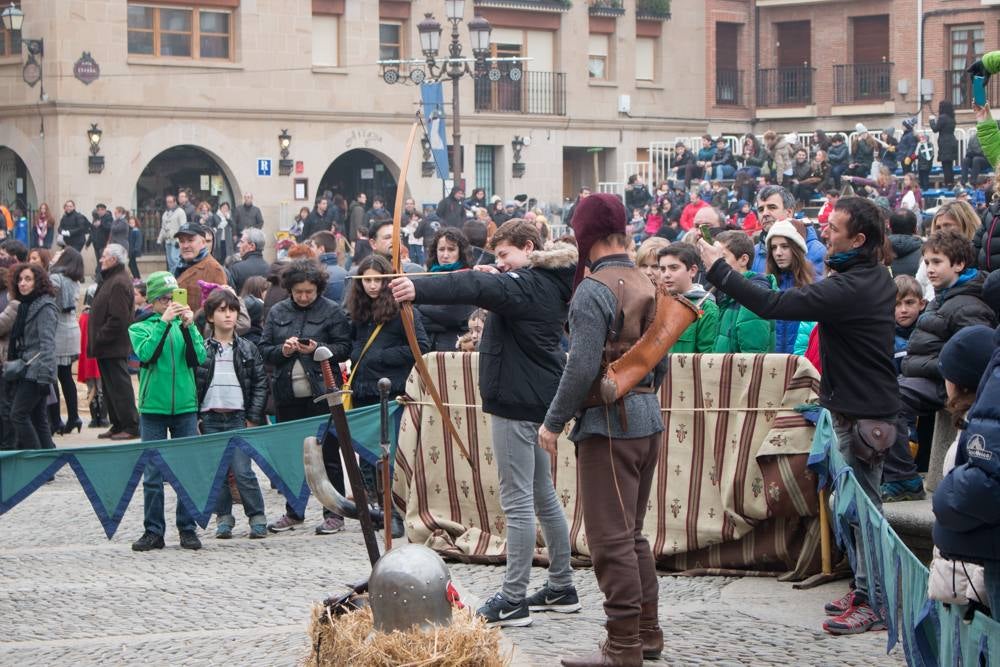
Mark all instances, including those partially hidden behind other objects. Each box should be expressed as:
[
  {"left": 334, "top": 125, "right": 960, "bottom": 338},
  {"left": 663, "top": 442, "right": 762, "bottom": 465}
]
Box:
[{"left": 636, "top": 0, "right": 670, "bottom": 17}]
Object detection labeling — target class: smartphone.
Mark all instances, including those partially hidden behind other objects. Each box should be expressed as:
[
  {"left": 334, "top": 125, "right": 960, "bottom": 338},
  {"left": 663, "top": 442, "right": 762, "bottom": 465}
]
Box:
[
  {"left": 699, "top": 224, "right": 715, "bottom": 244},
  {"left": 973, "top": 75, "right": 987, "bottom": 107},
  {"left": 171, "top": 288, "right": 188, "bottom": 306},
  {"left": 298, "top": 338, "right": 313, "bottom": 346}
]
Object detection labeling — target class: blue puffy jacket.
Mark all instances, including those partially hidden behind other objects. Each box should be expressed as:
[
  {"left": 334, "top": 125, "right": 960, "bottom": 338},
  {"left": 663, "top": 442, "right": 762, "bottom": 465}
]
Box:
[
  {"left": 772, "top": 271, "right": 802, "bottom": 355},
  {"left": 932, "top": 326, "right": 1000, "bottom": 564},
  {"left": 805, "top": 226, "right": 827, "bottom": 280}
]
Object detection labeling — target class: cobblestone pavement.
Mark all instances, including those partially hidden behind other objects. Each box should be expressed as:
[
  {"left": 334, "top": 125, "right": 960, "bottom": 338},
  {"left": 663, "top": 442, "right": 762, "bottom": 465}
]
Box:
[{"left": 0, "top": 450, "right": 905, "bottom": 666}]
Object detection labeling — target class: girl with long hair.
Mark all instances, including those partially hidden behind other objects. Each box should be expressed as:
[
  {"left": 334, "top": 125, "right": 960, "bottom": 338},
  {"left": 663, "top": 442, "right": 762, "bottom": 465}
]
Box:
[
  {"left": 764, "top": 222, "right": 814, "bottom": 354},
  {"left": 846, "top": 165, "right": 899, "bottom": 208},
  {"left": 419, "top": 229, "right": 475, "bottom": 351},
  {"left": 6, "top": 263, "right": 58, "bottom": 449},
  {"left": 239, "top": 275, "right": 268, "bottom": 345},
  {"left": 344, "top": 254, "right": 429, "bottom": 534},
  {"left": 28, "top": 247, "right": 51, "bottom": 270},
  {"left": 49, "top": 247, "right": 85, "bottom": 434},
  {"left": 31, "top": 203, "right": 53, "bottom": 249}
]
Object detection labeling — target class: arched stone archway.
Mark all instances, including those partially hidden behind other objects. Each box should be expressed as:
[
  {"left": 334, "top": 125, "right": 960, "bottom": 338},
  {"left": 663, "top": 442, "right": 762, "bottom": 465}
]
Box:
[
  {"left": 133, "top": 145, "right": 238, "bottom": 254},
  {"left": 318, "top": 149, "right": 403, "bottom": 209},
  {"left": 134, "top": 145, "right": 237, "bottom": 212},
  {"left": 0, "top": 146, "right": 38, "bottom": 213}
]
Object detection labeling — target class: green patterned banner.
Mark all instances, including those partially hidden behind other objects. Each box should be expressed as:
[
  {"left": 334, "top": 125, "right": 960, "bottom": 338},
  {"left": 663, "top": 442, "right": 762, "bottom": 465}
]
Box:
[
  {"left": 808, "top": 408, "right": 1000, "bottom": 666},
  {"left": 0, "top": 403, "right": 401, "bottom": 538}
]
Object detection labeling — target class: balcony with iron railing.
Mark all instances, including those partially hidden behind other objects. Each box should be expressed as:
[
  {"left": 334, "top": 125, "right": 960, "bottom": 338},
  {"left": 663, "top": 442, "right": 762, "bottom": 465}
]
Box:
[
  {"left": 833, "top": 63, "right": 893, "bottom": 105},
  {"left": 946, "top": 69, "right": 1000, "bottom": 109},
  {"left": 715, "top": 69, "right": 744, "bottom": 106},
  {"left": 756, "top": 67, "right": 814, "bottom": 107},
  {"left": 474, "top": 71, "right": 566, "bottom": 116}
]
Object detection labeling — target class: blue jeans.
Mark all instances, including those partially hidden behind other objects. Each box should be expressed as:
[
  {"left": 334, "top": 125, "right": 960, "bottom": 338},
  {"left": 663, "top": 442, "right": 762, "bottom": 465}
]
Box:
[
  {"left": 714, "top": 164, "right": 735, "bottom": 180},
  {"left": 164, "top": 242, "right": 180, "bottom": 273},
  {"left": 985, "top": 561, "right": 1000, "bottom": 620},
  {"left": 201, "top": 410, "right": 266, "bottom": 527},
  {"left": 141, "top": 412, "right": 199, "bottom": 536}
]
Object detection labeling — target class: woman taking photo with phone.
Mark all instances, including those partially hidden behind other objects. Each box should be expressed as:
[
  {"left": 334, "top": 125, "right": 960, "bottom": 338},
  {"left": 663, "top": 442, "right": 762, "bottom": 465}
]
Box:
[
  {"left": 260, "top": 260, "right": 352, "bottom": 535},
  {"left": 5, "top": 263, "right": 58, "bottom": 450}
]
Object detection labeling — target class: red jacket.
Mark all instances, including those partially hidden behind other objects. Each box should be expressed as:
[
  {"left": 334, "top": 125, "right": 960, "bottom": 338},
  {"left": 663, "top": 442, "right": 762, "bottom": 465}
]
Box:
[
  {"left": 679, "top": 199, "right": 708, "bottom": 231},
  {"left": 805, "top": 325, "right": 822, "bottom": 375},
  {"left": 739, "top": 211, "right": 761, "bottom": 235}
]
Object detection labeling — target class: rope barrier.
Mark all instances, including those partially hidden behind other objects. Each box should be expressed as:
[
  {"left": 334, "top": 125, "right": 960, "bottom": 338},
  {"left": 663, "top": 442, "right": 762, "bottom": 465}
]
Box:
[{"left": 394, "top": 397, "right": 812, "bottom": 413}]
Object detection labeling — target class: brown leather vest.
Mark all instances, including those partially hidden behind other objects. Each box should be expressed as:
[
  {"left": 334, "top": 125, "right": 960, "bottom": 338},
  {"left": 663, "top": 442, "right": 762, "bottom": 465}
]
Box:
[{"left": 582, "top": 265, "right": 657, "bottom": 406}]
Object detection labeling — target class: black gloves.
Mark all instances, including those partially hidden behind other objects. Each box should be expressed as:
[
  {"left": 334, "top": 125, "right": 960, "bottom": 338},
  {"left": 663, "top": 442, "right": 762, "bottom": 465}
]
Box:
[{"left": 967, "top": 60, "right": 991, "bottom": 85}]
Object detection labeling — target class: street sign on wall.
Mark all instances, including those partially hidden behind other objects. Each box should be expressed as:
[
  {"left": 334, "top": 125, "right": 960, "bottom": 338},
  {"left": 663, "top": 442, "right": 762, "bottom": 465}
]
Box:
[{"left": 257, "top": 158, "right": 272, "bottom": 176}]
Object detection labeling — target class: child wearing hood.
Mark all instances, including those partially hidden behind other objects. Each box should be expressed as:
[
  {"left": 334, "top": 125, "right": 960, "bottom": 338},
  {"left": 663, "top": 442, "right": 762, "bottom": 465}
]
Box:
[
  {"left": 656, "top": 242, "right": 719, "bottom": 353},
  {"left": 879, "top": 127, "right": 899, "bottom": 173},
  {"left": 915, "top": 132, "right": 936, "bottom": 191},
  {"left": 929, "top": 325, "right": 998, "bottom": 616},
  {"left": 898, "top": 119, "right": 919, "bottom": 175},
  {"left": 731, "top": 199, "right": 760, "bottom": 235}
]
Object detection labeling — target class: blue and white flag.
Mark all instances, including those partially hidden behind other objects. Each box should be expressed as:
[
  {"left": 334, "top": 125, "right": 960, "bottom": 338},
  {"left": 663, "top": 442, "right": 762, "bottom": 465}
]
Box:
[{"left": 420, "top": 82, "right": 450, "bottom": 180}]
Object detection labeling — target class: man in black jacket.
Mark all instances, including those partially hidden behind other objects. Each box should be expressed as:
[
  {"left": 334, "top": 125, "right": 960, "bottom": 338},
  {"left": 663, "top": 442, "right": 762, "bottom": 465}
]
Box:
[
  {"left": 59, "top": 200, "right": 91, "bottom": 251},
  {"left": 698, "top": 196, "right": 899, "bottom": 636},
  {"left": 391, "top": 220, "right": 581, "bottom": 628},
  {"left": 302, "top": 197, "right": 332, "bottom": 239},
  {"left": 227, "top": 228, "right": 270, "bottom": 293},
  {"left": 89, "top": 203, "right": 113, "bottom": 266},
  {"left": 436, "top": 186, "right": 466, "bottom": 228},
  {"left": 232, "top": 193, "right": 264, "bottom": 236}
]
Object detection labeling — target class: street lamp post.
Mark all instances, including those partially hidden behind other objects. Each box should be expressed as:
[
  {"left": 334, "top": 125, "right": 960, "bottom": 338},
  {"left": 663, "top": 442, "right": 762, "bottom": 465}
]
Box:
[
  {"left": 413, "top": 3, "right": 492, "bottom": 188},
  {"left": 1, "top": 3, "right": 45, "bottom": 94}
]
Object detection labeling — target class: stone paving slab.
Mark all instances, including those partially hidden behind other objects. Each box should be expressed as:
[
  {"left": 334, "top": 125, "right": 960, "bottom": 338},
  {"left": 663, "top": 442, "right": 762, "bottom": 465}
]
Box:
[{"left": 0, "top": 454, "right": 905, "bottom": 666}]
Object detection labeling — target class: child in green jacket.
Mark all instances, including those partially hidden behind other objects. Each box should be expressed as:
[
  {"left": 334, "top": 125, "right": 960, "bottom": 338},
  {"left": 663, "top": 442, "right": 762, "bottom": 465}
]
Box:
[
  {"left": 128, "top": 271, "right": 208, "bottom": 553},
  {"left": 968, "top": 52, "right": 1000, "bottom": 271},
  {"left": 711, "top": 231, "right": 777, "bottom": 353},
  {"left": 657, "top": 242, "right": 720, "bottom": 353}
]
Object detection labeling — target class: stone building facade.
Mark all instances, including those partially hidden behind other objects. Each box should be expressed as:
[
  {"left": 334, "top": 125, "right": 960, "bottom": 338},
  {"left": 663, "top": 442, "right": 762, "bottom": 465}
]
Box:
[
  {"left": 0, "top": 0, "right": 708, "bottom": 250},
  {"left": 1, "top": 0, "right": 998, "bottom": 253}
]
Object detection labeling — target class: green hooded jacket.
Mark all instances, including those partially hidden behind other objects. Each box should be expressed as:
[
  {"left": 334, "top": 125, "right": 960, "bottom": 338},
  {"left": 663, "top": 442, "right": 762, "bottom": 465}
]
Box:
[
  {"left": 978, "top": 52, "right": 1000, "bottom": 168},
  {"left": 129, "top": 313, "right": 207, "bottom": 416},
  {"left": 669, "top": 285, "right": 720, "bottom": 354},
  {"left": 713, "top": 271, "right": 778, "bottom": 353}
]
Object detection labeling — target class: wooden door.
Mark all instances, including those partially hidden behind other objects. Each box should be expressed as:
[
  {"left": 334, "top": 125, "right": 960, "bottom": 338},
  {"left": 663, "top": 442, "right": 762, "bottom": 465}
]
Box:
[
  {"left": 777, "top": 21, "right": 810, "bottom": 67},
  {"left": 853, "top": 16, "right": 888, "bottom": 64}
]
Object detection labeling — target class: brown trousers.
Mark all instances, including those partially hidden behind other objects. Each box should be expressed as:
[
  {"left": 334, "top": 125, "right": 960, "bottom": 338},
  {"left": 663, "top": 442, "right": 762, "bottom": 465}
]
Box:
[{"left": 577, "top": 434, "right": 660, "bottom": 620}]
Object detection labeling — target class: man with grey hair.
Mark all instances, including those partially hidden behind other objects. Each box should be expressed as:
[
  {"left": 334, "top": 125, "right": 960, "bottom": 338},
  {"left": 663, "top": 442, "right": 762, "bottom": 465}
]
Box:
[
  {"left": 750, "top": 184, "right": 797, "bottom": 274},
  {"left": 692, "top": 205, "right": 729, "bottom": 238},
  {"left": 158, "top": 194, "right": 187, "bottom": 273},
  {"left": 227, "top": 228, "right": 269, "bottom": 293},
  {"left": 232, "top": 192, "right": 264, "bottom": 236},
  {"left": 89, "top": 243, "right": 140, "bottom": 440}
]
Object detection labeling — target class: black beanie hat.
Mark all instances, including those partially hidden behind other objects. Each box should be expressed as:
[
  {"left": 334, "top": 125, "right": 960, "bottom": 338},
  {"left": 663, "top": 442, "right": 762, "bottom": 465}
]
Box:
[
  {"left": 938, "top": 325, "right": 997, "bottom": 390},
  {"left": 570, "top": 193, "right": 627, "bottom": 287}
]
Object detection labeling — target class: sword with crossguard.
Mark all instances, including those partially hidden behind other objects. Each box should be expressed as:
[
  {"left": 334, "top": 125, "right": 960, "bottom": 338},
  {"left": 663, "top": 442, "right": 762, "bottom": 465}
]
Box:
[{"left": 303, "top": 346, "right": 381, "bottom": 565}]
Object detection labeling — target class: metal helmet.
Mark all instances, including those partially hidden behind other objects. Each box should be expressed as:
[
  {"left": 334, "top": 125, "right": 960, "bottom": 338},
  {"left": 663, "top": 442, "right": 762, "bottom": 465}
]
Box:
[{"left": 369, "top": 545, "right": 454, "bottom": 633}]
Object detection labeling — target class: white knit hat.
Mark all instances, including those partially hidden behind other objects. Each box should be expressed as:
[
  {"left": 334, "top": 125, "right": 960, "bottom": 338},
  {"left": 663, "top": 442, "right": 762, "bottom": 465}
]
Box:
[
  {"left": 855, "top": 123, "right": 868, "bottom": 134},
  {"left": 766, "top": 219, "right": 808, "bottom": 254}
]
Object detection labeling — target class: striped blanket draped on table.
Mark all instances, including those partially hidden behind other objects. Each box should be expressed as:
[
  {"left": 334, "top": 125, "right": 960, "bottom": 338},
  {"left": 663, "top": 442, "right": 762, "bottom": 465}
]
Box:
[{"left": 391, "top": 352, "right": 824, "bottom": 578}]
